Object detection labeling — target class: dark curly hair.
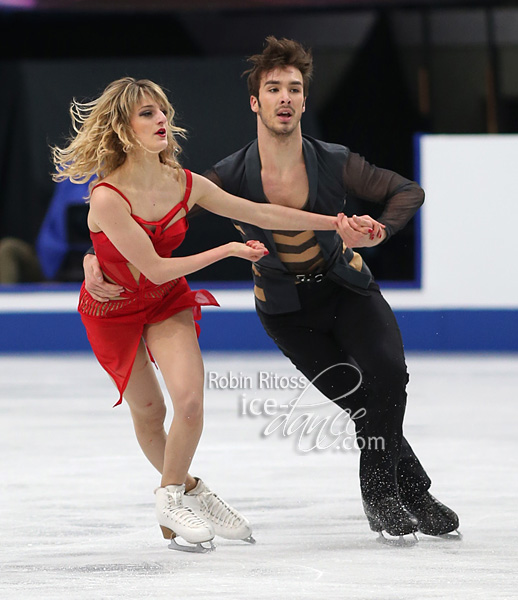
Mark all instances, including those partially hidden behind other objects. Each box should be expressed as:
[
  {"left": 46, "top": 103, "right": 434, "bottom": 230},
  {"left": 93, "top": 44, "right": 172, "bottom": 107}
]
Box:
[{"left": 244, "top": 36, "right": 313, "bottom": 99}]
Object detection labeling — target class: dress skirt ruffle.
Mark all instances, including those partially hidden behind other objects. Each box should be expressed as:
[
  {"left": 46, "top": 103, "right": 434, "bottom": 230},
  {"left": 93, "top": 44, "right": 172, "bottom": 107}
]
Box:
[{"left": 78, "top": 277, "right": 219, "bottom": 406}]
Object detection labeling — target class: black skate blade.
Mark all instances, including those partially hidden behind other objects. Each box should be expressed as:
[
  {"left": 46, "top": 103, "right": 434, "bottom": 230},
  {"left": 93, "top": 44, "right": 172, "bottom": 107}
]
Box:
[
  {"left": 168, "top": 537, "right": 216, "bottom": 553},
  {"left": 376, "top": 532, "right": 419, "bottom": 547}
]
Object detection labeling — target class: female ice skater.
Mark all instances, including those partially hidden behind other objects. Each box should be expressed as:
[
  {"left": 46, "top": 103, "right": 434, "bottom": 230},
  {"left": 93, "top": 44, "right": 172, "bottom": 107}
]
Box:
[{"left": 52, "top": 77, "right": 348, "bottom": 552}]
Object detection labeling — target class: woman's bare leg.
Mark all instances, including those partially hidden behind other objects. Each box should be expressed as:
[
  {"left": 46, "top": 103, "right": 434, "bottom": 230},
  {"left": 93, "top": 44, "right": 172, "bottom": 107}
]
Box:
[
  {"left": 144, "top": 310, "right": 205, "bottom": 488},
  {"left": 122, "top": 340, "right": 168, "bottom": 473}
]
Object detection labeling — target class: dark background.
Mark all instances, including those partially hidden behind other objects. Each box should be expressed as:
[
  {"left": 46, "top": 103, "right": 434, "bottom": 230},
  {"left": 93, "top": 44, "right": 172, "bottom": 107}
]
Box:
[{"left": 1, "top": 0, "right": 516, "bottom": 282}]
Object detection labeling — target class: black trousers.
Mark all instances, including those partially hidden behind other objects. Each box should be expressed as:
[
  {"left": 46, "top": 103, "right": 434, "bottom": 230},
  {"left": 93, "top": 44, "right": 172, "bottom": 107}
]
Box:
[{"left": 257, "top": 277, "right": 431, "bottom": 504}]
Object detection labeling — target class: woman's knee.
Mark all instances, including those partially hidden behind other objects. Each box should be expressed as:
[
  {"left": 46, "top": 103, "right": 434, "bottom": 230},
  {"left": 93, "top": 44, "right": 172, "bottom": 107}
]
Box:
[
  {"left": 173, "top": 393, "right": 204, "bottom": 425},
  {"left": 130, "top": 397, "right": 167, "bottom": 431}
]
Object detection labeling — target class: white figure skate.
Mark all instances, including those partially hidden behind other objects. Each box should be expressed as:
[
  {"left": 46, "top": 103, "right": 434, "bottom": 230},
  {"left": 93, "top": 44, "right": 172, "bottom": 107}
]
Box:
[
  {"left": 184, "top": 478, "right": 255, "bottom": 544},
  {"left": 155, "top": 484, "right": 215, "bottom": 553}
]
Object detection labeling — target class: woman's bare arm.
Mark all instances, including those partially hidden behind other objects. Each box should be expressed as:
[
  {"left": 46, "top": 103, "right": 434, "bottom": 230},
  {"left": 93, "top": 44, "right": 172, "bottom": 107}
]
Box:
[{"left": 88, "top": 187, "right": 267, "bottom": 287}]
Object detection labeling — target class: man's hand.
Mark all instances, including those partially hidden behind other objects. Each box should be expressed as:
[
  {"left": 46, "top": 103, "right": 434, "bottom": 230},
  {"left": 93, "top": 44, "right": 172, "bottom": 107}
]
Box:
[
  {"left": 83, "top": 254, "right": 124, "bottom": 302},
  {"left": 336, "top": 213, "right": 386, "bottom": 248}
]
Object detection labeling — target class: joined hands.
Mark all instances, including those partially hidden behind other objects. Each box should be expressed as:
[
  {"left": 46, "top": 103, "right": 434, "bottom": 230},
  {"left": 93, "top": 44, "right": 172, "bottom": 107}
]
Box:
[{"left": 335, "top": 213, "right": 386, "bottom": 248}]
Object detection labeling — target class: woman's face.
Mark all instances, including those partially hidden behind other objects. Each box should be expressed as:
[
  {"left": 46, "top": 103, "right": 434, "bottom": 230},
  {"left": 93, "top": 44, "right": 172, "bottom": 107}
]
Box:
[{"left": 129, "top": 94, "right": 168, "bottom": 153}]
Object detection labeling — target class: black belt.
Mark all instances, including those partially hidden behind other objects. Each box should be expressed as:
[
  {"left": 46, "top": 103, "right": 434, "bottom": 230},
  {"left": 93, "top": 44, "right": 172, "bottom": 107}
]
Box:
[
  {"left": 255, "top": 246, "right": 341, "bottom": 285},
  {"left": 255, "top": 265, "right": 328, "bottom": 284},
  {"left": 294, "top": 272, "right": 326, "bottom": 284}
]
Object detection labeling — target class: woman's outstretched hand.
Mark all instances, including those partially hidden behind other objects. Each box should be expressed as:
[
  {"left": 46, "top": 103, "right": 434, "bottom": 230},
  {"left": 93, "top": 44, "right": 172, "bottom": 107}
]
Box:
[{"left": 229, "top": 240, "right": 269, "bottom": 262}]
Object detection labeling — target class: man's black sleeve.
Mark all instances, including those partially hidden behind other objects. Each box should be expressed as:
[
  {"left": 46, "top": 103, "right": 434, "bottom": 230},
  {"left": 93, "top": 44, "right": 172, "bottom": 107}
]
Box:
[{"left": 343, "top": 152, "right": 424, "bottom": 240}]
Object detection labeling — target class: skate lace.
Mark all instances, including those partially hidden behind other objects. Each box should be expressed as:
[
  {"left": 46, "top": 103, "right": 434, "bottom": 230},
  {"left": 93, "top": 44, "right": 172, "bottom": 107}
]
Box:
[
  {"left": 165, "top": 492, "right": 208, "bottom": 529},
  {"left": 197, "top": 491, "right": 243, "bottom": 528}
]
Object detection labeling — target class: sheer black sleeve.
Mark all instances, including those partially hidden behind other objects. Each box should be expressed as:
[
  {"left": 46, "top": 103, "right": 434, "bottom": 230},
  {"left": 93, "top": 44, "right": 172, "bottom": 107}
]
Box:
[
  {"left": 342, "top": 152, "right": 424, "bottom": 240},
  {"left": 187, "top": 168, "right": 225, "bottom": 220},
  {"left": 203, "top": 168, "right": 224, "bottom": 188}
]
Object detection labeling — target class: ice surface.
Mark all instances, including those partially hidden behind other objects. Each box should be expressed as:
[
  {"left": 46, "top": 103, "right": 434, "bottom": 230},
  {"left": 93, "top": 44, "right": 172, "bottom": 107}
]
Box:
[{"left": 1, "top": 352, "right": 517, "bottom": 599}]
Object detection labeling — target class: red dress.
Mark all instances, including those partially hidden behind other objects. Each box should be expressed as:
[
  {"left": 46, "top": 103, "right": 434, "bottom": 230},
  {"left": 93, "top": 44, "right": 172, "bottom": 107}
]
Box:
[{"left": 78, "top": 169, "right": 219, "bottom": 406}]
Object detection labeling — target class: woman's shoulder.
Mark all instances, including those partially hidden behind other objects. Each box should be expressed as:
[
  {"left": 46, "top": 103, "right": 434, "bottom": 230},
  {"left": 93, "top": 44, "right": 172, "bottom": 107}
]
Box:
[
  {"left": 189, "top": 170, "right": 213, "bottom": 189},
  {"left": 90, "top": 179, "right": 132, "bottom": 213},
  {"left": 187, "top": 170, "right": 217, "bottom": 203}
]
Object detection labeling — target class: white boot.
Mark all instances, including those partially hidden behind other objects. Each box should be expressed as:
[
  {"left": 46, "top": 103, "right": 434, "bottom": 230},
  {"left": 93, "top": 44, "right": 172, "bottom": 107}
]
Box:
[
  {"left": 184, "top": 478, "right": 255, "bottom": 543},
  {"left": 155, "top": 484, "right": 215, "bottom": 552}
]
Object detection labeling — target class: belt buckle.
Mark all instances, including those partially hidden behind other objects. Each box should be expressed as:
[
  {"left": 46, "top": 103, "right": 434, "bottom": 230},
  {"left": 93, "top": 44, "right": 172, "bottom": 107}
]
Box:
[{"left": 295, "top": 273, "right": 324, "bottom": 283}]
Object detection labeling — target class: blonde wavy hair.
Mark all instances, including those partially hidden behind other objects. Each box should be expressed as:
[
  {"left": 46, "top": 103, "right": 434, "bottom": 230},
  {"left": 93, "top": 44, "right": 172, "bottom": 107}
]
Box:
[{"left": 51, "top": 77, "right": 187, "bottom": 190}]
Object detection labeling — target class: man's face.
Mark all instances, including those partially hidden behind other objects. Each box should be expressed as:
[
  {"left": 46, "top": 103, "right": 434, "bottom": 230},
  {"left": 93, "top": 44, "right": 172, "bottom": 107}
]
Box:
[{"left": 250, "top": 66, "right": 306, "bottom": 137}]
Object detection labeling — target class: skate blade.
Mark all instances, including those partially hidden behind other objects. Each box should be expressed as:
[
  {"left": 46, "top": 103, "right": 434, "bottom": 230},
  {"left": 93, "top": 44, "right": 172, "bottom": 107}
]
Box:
[
  {"left": 376, "top": 532, "right": 419, "bottom": 547},
  {"left": 435, "top": 529, "right": 463, "bottom": 541},
  {"left": 242, "top": 535, "right": 256, "bottom": 544},
  {"left": 168, "top": 537, "right": 216, "bottom": 553}
]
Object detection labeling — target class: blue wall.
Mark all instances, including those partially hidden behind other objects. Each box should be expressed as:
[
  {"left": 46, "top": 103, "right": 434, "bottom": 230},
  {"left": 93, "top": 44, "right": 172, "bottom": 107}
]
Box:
[{"left": 1, "top": 285, "right": 516, "bottom": 353}]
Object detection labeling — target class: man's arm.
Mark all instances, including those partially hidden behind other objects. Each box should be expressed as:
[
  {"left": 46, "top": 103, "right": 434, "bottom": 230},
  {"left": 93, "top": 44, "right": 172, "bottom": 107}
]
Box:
[{"left": 343, "top": 152, "right": 425, "bottom": 240}]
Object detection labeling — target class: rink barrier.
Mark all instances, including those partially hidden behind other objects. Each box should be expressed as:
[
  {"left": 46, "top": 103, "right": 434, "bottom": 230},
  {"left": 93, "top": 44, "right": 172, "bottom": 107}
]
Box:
[{"left": 0, "top": 283, "right": 517, "bottom": 353}]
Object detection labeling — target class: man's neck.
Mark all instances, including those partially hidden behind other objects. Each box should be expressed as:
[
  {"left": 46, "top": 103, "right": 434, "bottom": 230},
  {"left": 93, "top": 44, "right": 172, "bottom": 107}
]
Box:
[{"left": 257, "top": 124, "right": 304, "bottom": 173}]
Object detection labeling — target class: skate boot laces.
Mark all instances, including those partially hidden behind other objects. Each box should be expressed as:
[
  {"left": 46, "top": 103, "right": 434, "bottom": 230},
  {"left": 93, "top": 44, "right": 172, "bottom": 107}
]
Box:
[
  {"left": 162, "top": 489, "right": 210, "bottom": 530},
  {"left": 196, "top": 489, "right": 245, "bottom": 529}
]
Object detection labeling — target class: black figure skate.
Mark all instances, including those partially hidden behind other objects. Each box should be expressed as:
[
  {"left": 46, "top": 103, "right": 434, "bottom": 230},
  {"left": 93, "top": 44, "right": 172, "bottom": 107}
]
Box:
[
  {"left": 403, "top": 492, "right": 461, "bottom": 539},
  {"left": 363, "top": 496, "right": 419, "bottom": 546}
]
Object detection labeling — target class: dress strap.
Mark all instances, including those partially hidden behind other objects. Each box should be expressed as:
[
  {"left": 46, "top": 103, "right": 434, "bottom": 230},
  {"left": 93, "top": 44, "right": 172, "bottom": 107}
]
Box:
[
  {"left": 91, "top": 182, "right": 133, "bottom": 210},
  {"left": 182, "top": 169, "right": 193, "bottom": 209}
]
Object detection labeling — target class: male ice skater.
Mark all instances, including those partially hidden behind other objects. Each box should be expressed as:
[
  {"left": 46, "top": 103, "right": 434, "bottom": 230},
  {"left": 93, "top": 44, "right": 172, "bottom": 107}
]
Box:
[{"left": 85, "top": 36, "right": 459, "bottom": 541}]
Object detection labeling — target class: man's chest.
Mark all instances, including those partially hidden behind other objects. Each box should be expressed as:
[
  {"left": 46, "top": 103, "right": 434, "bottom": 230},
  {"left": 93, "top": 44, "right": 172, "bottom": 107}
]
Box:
[{"left": 261, "top": 167, "right": 309, "bottom": 209}]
